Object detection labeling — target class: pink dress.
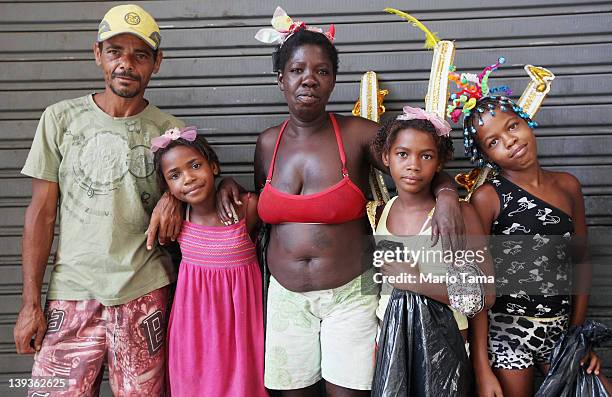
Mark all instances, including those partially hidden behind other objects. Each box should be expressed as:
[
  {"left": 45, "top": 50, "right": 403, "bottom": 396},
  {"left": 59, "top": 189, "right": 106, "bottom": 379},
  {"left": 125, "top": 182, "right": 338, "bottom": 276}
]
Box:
[{"left": 167, "top": 204, "right": 267, "bottom": 396}]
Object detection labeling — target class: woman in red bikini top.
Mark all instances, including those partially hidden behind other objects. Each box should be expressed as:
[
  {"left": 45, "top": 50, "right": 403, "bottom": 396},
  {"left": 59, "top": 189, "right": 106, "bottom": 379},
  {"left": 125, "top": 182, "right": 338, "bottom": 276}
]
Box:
[
  {"left": 217, "top": 23, "right": 465, "bottom": 397},
  {"left": 257, "top": 113, "right": 366, "bottom": 224}
]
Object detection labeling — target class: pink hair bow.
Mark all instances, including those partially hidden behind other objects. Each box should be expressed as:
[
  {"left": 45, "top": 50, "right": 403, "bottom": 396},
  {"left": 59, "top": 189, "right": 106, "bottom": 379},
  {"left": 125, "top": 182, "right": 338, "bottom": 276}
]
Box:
[
  {"left": 396, "top": 106, "right": 452, "bottom": 137},
  {"left": 150, "top": 126, "right": 198, "bottom": 153},
  {"left": 255, "top": 6, "right": 335, "bottom": 45}
]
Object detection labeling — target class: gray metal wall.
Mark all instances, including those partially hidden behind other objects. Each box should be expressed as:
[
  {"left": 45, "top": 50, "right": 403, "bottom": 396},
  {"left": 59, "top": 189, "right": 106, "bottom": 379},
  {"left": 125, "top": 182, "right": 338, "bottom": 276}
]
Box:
[{"left": 1, "top": 0, "right": 611, "bottom": 394}]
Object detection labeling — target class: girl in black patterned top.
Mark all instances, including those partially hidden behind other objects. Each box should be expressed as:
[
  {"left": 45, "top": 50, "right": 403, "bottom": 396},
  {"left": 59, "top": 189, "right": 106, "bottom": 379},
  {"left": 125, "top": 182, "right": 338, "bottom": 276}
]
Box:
[{"left": 465, "top": 96, "right": 608, "bottom": 397}]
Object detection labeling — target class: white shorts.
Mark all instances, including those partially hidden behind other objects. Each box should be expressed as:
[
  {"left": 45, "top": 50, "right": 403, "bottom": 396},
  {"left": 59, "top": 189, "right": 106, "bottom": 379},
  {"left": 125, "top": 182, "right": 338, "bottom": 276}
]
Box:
[{"left": 264, "top": 268, "right": 380, "bottom": 390}]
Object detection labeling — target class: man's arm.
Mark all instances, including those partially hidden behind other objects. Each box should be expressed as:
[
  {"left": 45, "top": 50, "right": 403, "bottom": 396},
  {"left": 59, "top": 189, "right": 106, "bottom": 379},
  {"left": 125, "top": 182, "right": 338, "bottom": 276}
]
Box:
[
  {"left": 14, "top": 179, "right": 58, "bottom": 354},
  {"left": 146, "top": 191, "right": 183, "bottom": 250}
]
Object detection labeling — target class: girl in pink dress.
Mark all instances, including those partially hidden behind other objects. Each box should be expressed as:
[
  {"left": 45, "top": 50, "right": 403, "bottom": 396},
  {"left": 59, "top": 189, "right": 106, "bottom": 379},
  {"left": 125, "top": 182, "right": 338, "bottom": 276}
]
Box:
[{"left": 151, "top": 127, "right": 267, "bottom": 396}]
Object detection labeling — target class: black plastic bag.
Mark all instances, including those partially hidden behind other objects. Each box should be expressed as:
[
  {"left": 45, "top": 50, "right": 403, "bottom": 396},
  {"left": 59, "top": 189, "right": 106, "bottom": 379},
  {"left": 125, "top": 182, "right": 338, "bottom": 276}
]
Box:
[
  {"left": 535, "top": 320, "right": 612, "bottom": 397},
  {"left": 372, "top": 288, "right": 473, "bottom": 397}
]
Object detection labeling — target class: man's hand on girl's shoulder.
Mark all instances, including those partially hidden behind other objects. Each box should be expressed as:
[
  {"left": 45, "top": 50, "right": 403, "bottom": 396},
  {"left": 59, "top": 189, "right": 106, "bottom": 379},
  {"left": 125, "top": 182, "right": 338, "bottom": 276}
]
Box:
[{"left": 146, "top": 192, "right": 183, "bottom": 250}]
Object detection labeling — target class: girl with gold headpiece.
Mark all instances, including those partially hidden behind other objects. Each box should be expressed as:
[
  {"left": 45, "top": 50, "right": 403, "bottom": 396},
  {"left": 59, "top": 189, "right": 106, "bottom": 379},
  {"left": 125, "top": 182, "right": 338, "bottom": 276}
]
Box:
[
  {"left": 369, "top": 10, "right": 495, "bottom": 396},
  {"left": 370, "top": 106, "right": 495, "bottom": 397},
  {"left": 452, "top": 60, "right": 611, "bottom": 397}
]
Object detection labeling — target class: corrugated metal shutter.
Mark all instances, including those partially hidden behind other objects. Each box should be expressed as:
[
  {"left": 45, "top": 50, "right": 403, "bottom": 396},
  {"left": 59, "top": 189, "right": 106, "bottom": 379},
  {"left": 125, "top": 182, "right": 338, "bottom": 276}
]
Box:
[{"left": 1, "top": 1, "right": 610, "bottom": 394}]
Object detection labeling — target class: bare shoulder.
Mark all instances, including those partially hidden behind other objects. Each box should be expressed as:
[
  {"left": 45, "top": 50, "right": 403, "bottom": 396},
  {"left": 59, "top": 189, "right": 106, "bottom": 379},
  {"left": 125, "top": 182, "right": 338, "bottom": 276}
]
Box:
[
  {"left": 256, "top": 125, "right": 281, "bottom": 150},
  {"left": 254, "top": 126, "right": 281, "bottom": 183},
  {"left": 334, "top": 114, "right": 380, "bottom": 158},
  {"left": 338, "top": 113, "right": 378, "bottom": 127},
  {"left": 459, "top": 201, "right": 479, "bottom": 221},
  {"left": 549, "top": 170, "right": 582, "bottom": 194},
  {"left": 547, "top": 170, "right": 584, "bottom": 209},
  {"left": 334, "top": 113, "right": 379, "bottom": 135},
  {"left": 471, "top": 182, "right": 498, "bottom": 205},
  {"left": 470, "top": 182, "right": 500, "bottom": 228},
  {"left": 459, "top": 201, "right": 485, "bottom": 235},
  {"left": 243, "top": 191, "right": 259, "bottom": 208},
  {"left": 238, "top": 192, "right": 258, "bottom": 217}
]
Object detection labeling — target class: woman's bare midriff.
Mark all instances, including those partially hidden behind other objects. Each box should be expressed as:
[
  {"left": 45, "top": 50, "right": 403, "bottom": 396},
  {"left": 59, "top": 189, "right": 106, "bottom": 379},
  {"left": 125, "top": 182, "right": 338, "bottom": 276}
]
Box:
[{"left": 267, "top": 218, "right": 373, "bottom": 292}]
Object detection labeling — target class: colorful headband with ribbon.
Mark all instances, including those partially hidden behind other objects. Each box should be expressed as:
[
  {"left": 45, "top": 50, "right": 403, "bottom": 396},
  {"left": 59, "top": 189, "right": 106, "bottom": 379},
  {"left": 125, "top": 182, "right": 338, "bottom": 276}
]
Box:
[
  {"left": 255, "top": 6, "right": 335, "bottom": 45},
  {"left": 396, "top": 106, "right": 452, "bottom": 137},
  {"left": 150, "top": 126, "right": 198, "bottom": 153},
  {"left": 446, "top": 57, "right": 512, "bottom": 123}
]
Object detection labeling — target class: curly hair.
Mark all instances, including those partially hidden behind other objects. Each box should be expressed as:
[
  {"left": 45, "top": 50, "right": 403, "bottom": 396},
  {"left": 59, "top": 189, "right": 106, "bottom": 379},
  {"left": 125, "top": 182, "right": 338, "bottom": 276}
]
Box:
[
  {"left": 273, "top": 28, "right": 339, "bottom": 74},
  {"left": 373, "top": 118, "right": 454, "bottom": 165},
  {"left": 153, "top": 135, "right": 220, "bottom": 192},
  {"left": 463, "top": 96, "right": 537, "bottom": 167}
]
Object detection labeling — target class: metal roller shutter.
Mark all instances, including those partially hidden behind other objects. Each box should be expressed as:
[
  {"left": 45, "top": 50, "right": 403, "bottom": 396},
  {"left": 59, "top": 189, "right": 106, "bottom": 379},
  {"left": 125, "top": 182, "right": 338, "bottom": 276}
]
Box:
[{"left": 1, "top": 1, "right": 611, "bottom": 394}]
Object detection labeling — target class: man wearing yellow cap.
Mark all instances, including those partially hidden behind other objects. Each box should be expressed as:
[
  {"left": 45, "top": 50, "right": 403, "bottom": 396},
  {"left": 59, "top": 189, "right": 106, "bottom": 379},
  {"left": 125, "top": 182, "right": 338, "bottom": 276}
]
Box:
[{"left": 14, "top": 5, "right": 183, "bottom": 395}]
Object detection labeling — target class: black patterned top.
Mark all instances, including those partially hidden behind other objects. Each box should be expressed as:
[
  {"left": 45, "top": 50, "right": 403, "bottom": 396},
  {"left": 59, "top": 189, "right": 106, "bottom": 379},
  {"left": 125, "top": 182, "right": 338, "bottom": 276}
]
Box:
[{"left": 488, "top": 175, "right": 573, "bottom": 318}]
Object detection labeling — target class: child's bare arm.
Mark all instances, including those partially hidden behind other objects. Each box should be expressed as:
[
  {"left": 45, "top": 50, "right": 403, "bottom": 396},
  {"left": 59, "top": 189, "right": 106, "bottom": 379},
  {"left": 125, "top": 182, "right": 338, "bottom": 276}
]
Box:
[
  {"left": 461, "top": 202, "right": 496, "bottom": 309},
  {"left": 561, "top": 172, "right": 604, "bottom": 377},
  {"left": 244, "top": 192, "right": 260, "bottom": 235},
  {"left": 562, "top": 173, "right": 591, "bottom": 326},
  {"left": 469, "top": 183, "right": 500, "bottom": 235},
  {"left": 469, "top": 311, "right": 504, "bottom": 397}
]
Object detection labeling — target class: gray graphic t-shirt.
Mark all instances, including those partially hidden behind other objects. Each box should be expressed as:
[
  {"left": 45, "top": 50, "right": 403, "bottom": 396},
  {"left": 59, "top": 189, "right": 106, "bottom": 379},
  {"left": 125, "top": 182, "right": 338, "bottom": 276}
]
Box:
[{"left": 22, "top": 94, "right": 184, "bottom": 305}]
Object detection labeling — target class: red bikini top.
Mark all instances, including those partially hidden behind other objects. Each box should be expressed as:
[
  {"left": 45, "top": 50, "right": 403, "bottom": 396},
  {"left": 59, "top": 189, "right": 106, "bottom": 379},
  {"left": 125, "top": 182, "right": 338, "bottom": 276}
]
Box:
[{"left": 258, "top": 113, "right": 367, "bottom": 224}]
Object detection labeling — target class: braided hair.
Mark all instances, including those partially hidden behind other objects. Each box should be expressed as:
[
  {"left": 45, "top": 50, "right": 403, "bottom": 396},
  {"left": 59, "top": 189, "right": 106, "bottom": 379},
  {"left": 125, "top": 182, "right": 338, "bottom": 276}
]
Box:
[{"left": 463, "top": 95, "right": 537, "bottom": 167}]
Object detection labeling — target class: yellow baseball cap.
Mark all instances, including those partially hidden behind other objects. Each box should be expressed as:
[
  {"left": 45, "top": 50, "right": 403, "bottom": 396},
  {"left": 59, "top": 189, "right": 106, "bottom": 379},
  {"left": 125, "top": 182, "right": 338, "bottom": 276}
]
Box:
[{"left": 97, "top": 4, "right": 161, "bottom": 50}]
